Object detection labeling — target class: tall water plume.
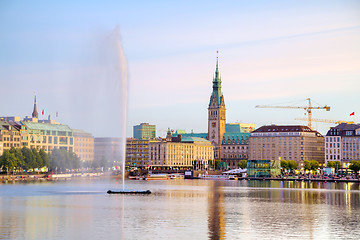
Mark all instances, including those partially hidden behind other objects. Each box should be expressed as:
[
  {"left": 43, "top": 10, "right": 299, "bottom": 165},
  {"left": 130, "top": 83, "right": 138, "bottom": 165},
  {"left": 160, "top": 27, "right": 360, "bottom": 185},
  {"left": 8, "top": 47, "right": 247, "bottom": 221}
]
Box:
[
  {"left": 113, "top": 26, "right": 128, "bottom": 191},
  {"left": 96, "top": 25, "right": 128, "bottom": 190}
]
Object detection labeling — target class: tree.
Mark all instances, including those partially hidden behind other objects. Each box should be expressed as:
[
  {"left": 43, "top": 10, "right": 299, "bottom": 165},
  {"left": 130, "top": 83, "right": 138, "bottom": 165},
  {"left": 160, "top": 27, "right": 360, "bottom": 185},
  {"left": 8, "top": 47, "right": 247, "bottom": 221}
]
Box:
[
  {"left": 327, "top": 161, "right": 335, "bottom": 168},
  {"left": 14, "top": 148, "right": 25, "bottom": 172},
  {"left": 288, "top": 160, "right": 298, "bottom": 170},
  {"left": 304, "top": 160, "right": 311, "bottom": 171},
  {"left": 349, "top": 161, "right": 360, "bottom": 175},
  {"left": 310, "top": 160, "right": 319, "bottom": 170},
  {"left": 0, "top": 150, "right": 17, "bottom": 173},
  {"left": 39, "top": 149, "right": 49, "bottom": 168},
  {"left": 22, "top": 147, "right": 36, "bottom": 171},
  {"left": 32, "top": 148, "right": 42, "bottom": 169},
  {"left": 49, "top": 148, "right": 80, "bottom": 172},
  {"left": 281, "top": 160, "right": 289, "bottom": 170},
  {"left": 327, "top": 161, "right": 341, "bottom": 173},
  {"left": 238, "top": 160, "right": 247, "bottom": 169},
  {"left": 305, "top": 160, "right": 319, "bottom": 171}
]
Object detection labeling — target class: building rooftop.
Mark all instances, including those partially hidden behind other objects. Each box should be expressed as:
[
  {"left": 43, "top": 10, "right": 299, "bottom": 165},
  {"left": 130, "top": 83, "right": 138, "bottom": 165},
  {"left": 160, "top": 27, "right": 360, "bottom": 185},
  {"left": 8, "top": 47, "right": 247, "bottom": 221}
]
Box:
[
  {"left": 326, "top": 123, "right": 360, "bottom": 136},
  {"left": 181, "top": 137, "right": 211, "bottom": 143},
  {"left": 22, "top": 121, "right": 72, "bottom": 132},
  {"left": 73, "top": 129, "right": 93, "bottom": 137},
  {"left": 253, "top": 125, "right": 315, "bottom": 133},
  {"left": 222, "top": 132, "right": 250, "bottom": 144}
]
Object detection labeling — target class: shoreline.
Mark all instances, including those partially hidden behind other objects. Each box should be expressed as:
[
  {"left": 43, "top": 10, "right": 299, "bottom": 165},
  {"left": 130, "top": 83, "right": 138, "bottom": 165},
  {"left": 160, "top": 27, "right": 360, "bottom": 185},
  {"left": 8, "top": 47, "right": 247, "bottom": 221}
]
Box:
[
  {"left": 1, "top": 173, "right": 360, "bottom": 184},
  {"left": 238, "top": 177, "right": 360, "bottom": 183}
]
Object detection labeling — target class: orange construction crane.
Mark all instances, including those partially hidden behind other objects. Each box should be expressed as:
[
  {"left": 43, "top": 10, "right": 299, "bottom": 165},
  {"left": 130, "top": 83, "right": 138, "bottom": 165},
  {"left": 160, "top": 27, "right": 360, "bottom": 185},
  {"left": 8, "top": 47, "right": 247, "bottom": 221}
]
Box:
[{"left": 255, "top": 98, "right": 330, "bottom": 129}]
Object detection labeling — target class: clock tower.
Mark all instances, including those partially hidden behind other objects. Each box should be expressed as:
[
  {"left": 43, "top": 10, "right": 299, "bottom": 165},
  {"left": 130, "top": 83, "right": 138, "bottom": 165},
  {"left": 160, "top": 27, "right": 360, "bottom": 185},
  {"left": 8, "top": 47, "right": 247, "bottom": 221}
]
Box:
[{"left": 208, "top": 54, "right": 226, "bottom": 159}]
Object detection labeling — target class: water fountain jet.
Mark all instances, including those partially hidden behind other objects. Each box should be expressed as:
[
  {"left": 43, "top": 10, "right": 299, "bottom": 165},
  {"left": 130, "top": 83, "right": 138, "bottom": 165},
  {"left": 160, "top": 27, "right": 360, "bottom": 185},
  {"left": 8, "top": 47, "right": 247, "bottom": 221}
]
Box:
[{"left": 107, "top": 26, "right": 151, "bottom": 195}]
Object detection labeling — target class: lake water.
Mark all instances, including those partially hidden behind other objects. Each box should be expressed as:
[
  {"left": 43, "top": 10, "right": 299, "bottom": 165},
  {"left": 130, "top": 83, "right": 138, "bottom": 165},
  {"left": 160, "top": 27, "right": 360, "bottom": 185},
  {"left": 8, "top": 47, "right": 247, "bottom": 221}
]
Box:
[{"left": 1, "top": 179, "right": 359, "bottom": 240}]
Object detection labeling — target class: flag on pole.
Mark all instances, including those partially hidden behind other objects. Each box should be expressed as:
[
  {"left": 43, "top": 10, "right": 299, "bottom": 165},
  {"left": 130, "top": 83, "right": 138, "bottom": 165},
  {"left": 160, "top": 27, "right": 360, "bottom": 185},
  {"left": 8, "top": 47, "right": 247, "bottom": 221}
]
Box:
[
  {"left": 213, "top": 159, "right": 215, "bottom": 165},
  {"left": 42, "top": 109, "right": 44, "bottom": 115},
  {"left": 56, "top": 112, "right": 58, "bottom": 117},
  {"left": 350, "top": 112, "right": 355, "bottom": 116}
]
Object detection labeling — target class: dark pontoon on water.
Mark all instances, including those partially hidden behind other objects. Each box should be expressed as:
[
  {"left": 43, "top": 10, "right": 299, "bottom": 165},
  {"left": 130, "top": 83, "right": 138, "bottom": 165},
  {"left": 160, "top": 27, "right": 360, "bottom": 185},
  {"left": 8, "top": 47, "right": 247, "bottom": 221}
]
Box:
[{"left": 107, "top": 190, "right": 151, "bottom": 194}]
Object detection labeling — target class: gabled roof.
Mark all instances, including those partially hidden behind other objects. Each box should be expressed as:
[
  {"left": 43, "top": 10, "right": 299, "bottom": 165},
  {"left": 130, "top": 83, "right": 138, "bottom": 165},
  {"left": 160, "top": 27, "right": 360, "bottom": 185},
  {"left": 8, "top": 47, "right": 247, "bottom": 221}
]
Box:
[{"left": 223, "top": 132, "right": 250, "bottom": 144}]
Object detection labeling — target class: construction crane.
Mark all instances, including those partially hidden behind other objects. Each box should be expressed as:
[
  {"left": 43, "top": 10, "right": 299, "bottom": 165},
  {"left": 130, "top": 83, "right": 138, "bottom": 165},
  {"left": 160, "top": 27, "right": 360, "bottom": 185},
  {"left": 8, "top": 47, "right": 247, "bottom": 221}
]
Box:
[
  {"left": 294, "top": 117, "right": 354, "bottom": 125},
  {"left": 255, "top": 98, "right": 330, "bottom": 129}
]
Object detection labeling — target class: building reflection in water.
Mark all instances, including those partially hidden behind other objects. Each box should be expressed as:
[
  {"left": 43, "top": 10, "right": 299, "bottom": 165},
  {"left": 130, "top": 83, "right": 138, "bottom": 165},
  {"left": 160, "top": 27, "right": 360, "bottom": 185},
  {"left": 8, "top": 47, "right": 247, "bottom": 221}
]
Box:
[{"left": 207, "top": 181, "right": 226, "bottom": 240}]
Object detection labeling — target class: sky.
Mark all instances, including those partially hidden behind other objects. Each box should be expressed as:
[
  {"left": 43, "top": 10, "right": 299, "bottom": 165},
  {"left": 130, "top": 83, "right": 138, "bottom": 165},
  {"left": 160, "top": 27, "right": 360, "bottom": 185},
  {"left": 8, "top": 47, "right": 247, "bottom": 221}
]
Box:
[{"left": 1, "top": 0, "right": 360, "bottom": 137}]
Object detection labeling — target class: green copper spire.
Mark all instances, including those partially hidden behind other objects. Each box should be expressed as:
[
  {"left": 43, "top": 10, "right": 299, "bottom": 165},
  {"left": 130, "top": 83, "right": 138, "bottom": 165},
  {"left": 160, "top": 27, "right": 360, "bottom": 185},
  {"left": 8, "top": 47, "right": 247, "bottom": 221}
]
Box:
[{"left": 210, "top": 51, "right": 222, "bottom": 106}]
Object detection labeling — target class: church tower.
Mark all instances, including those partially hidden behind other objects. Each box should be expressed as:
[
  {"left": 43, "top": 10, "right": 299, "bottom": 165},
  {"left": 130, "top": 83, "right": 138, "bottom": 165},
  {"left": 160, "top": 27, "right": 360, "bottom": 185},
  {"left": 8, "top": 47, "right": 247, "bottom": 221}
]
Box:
[
  {"left": 208, "top": 53, "right": 226, "bottom": 159},
  {"left": 32, "top": 94, "right": 39, "bottom": 118}
]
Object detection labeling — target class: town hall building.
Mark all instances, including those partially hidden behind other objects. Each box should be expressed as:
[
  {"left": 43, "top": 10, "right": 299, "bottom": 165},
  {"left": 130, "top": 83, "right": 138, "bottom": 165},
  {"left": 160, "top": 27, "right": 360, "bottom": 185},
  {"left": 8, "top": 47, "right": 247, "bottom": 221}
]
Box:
[{"left": 174, "top": 54, "right": 255, "bottom": 169}]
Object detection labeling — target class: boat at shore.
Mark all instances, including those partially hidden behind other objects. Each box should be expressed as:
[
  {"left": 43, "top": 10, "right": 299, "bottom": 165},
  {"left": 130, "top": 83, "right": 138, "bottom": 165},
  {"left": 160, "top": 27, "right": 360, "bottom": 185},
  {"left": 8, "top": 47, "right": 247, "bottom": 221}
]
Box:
[
  {"left": 199, "top": 175, "right": 238, "bottom": 180},
  {"left": 145, "top": 174, "right": 170, "bottom": 180}
]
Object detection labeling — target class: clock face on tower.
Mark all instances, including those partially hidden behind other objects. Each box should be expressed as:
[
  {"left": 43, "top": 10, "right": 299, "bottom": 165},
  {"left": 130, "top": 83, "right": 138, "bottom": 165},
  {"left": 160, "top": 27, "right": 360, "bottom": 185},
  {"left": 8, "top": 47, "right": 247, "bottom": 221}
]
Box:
[{"left": 212, "top": 122, "right": 216, "bottom": 127}]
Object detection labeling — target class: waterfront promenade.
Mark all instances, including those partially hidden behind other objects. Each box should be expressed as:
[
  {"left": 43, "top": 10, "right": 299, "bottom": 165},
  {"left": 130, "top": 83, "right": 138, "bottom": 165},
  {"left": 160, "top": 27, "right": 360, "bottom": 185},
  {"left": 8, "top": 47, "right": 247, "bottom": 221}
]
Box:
[{"left": 1, "top": 171, "right": 360, "bottom": 184}]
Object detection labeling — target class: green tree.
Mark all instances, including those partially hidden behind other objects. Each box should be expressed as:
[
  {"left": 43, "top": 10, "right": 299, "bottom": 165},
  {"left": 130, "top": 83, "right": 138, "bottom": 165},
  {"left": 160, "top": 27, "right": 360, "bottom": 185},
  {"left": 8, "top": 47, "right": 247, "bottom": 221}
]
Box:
[
  {"left": 21, "top": 147, "right": 35, "bottom": 171},
  {"left": 0, "top": 150, "right": 17, "bottom": 173},
  {"left": 39, "top": 149, "right": 49, "bottom": 168},
  {"left": 304, "top": 160, "right": 311, "bottom": 171},
  {"left": 327, "top": 161, "right": 341, "bottom": 173},
  {"left": 14, "top": 148, "right": 25, "bottom": 172},
  {"left": 310, "top": 160, "right": 319, "bottom": 170},
  {"left": 327, "top": 161, "right": 335, "bottom": 168},
  {"left": 238, "top": 160, "right": 247, "bottom": 169},
  {"left": 288, "top": 160, "right": 298, "bottom": 170},
  {"left": 32, "top": 148, "right": 42, "bottom": 169},
  {"left": 281, "top": 160, "right": 289, "bottom": 170},
  {"left": 349, "top": 161, "right": 360, "bottom": 174},
  {"left": 49, "top": 148, "right": 80, "bottom": 172}
]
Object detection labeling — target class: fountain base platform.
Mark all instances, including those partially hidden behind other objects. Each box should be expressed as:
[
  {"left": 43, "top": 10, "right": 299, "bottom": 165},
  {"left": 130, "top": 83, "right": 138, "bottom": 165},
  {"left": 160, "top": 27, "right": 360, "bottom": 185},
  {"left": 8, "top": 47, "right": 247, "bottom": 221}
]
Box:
[{"left": 107, "top": 190, "right": 151, "bottom": 194}]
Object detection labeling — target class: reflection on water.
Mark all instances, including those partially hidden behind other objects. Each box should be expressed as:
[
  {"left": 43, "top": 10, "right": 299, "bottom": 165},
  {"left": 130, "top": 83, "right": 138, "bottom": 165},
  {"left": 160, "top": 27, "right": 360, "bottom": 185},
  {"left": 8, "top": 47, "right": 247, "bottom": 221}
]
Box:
[
  {"left": 0, "top": 180, "right": 359, "bottom": 239},
  {"left": 208, "top": 181, "right": 226, "bottom": 240}
]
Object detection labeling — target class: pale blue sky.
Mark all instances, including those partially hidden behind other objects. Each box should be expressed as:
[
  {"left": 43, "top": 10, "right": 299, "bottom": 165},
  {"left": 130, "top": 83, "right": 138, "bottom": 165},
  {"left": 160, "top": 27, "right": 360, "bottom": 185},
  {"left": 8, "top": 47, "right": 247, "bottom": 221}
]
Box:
[{"left": 1, "top": 0, "right": 360, "bottom": 137}]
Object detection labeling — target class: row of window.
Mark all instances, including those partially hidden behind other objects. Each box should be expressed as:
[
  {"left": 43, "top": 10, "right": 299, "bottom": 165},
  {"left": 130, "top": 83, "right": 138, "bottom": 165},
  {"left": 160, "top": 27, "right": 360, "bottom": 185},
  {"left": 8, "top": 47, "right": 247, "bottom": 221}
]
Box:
[
  {"left": 223, "top": 146, "right": 247, "bottom": 150},
  {"left": 252, "top": 136, "right": 304, "bottom": 142},
  {"left": 222, "top": 154, "right": 247, "bottom": 159},
  {"left": 326, "top": 137, "right": 340, "bottom": 142},
  {"left": 2, "top": 143, "right": 21, "bottom": 148}
]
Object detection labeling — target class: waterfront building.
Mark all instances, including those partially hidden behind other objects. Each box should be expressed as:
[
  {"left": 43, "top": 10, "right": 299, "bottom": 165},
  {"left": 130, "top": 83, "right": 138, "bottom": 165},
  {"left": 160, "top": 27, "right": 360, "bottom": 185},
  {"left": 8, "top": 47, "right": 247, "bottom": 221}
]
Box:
[
  {"left": 126, "top": 138, "right": 150, "bottom": 168},
  {"left": 22, "top": 121, "right": 74, "bottom": 152},
  {"left": 0, "top": 121, "right": 23, "bottom": 151},
  {"left": 221, "top": 132, "right": 250, "bottom": 169},
  {"left": 247, "top": 160, "right": 281, "bottom": 177},
  {"left": 73, "top": 129, "right": 94, "bottom": 162},
  {"left": 149, "top": 135, "right": 214, "bottom": 170},
  {"left": 248, "top": 125, "right": 325, "bottom": 168},
  {"left": 94, "top": 138, "right": 121, "bottom": 166},
  {"left": 133, "top": 123, "right": 156, "bottom": 139},
  {"left": 325, "top": 123, "right": 360, "bottom": 167},
  {"left": 0, "top": 117, "right": 74, "bottom": 154}
]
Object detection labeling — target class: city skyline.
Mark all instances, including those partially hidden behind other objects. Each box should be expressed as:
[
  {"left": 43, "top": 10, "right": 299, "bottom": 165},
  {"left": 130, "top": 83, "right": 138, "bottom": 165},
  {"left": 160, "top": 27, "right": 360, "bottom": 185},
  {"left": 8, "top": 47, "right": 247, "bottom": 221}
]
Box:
[{"left": 1, "top": 1, "right": 360, "bottom": 137}]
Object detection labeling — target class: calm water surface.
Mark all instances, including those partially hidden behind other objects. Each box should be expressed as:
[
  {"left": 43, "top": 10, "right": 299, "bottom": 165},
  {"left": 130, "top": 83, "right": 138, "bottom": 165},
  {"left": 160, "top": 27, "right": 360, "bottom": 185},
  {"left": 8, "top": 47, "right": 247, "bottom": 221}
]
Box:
[{"left": 0, "top": 179, "right": 359, "bottom": 240}]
